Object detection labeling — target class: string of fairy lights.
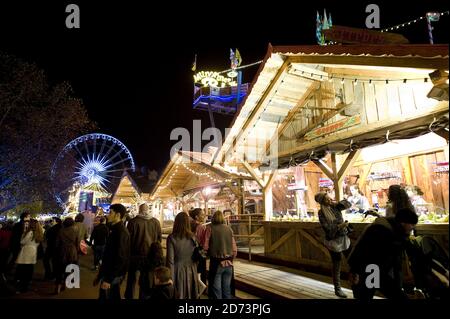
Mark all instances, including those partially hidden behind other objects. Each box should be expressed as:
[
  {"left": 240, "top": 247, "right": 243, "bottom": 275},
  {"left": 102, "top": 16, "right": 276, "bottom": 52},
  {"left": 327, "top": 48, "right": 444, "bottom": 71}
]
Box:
[
  {"left": 231, "top": 68, "right": 442, "bottom": 158},
  {"left": 380, "top": 10, "right": 449, "bottom": 33},
  {"left": 155, "top": 160, "right": 232, "bottom": 197},
  {"left": 323, "top": 11, "right": 449, "bottom": 45},
  {"left": 288, "top": 69, "right": 438, "bottom": 85}
]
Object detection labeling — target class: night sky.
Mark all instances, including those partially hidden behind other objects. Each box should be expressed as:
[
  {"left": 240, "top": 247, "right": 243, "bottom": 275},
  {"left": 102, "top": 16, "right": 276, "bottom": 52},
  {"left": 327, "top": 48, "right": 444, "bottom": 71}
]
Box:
[{"left": 1, "top": 0, "right": 448, "bottom": 174}]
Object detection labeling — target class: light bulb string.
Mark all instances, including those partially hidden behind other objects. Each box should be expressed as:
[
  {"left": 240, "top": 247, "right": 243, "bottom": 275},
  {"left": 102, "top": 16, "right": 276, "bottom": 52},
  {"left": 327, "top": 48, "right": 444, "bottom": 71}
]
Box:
[
  {"left": 290, "top": 69, "right": 433, "bottom": 84},
  {"left": 380, "top": 10, "right": 449, "bottom": 33}
]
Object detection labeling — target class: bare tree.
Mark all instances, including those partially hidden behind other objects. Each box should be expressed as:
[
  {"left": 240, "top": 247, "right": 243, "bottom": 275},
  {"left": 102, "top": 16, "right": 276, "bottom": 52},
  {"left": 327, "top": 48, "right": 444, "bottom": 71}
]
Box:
[{"left": 0, "top": 53, "right": 96, "bottom": 213}]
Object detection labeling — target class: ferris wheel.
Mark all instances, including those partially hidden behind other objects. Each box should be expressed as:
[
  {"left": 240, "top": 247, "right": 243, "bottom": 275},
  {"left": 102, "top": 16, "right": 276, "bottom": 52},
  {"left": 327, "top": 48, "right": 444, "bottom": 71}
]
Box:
[{"left": 51, "top": 133, "right": 135, "bottom": 208}]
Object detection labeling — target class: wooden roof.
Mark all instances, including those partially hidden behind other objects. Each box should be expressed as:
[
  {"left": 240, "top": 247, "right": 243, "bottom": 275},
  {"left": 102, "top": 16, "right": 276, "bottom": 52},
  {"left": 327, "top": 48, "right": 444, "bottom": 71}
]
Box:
[
  {"left": 111, "top": 171, "right": 150, "bottom": 204},
  {"left": 150, "top": 151, "right": 251, "bottom": 200},
  {"left": 213, "top": 44, "right": 449, "bottom": 169}
]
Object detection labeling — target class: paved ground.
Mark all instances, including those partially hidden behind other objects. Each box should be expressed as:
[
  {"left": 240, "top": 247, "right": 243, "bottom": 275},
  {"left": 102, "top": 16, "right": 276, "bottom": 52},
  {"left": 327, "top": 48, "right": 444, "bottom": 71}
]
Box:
[{"left": 0, "top": 248, "right": 258, "bottom": 299}]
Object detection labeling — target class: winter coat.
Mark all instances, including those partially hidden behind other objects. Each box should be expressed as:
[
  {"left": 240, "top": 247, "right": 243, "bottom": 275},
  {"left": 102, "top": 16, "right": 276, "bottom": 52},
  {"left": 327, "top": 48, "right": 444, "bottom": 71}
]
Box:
[
  {"left": 45, "top": 224, "right": 62, "bottom": 255},
  {"left": 347, "top": 217, "right": 407, "bottom": 294},
  {"left": 318, "top": 200, "right": 350, "bottom": 241},
  {"left": 16, "top": 231, "right": 40, "bottom": 265},
  {"left": 73, "top": 222, "right": 88, "bottom": 244},
  {"left": 166, "top": 234, "right": 199, "bottom": 299},
  {"left": 90, "top": 223, "right": 109, "bottom": 246},
  {"left": 128, "top": 216, "right": 162, "bottom": 258},
  {"left": 56, "top": 226, "right": 79, "bottom": 265},
  {"left": 99, "top": 221, "right": 130, "bottom": 283}
]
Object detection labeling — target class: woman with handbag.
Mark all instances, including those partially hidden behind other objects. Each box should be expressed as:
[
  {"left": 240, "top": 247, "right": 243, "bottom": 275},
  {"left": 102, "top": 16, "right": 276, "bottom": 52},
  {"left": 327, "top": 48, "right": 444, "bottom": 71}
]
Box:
[
  {"left": 166, "top": 212, "right": 199, "bottom": 299},
  {"left": 203, "top": 210, "right": 237, "bottom": 299},
  {"left": 315, "top": 192, "right": 352, "bottom": 298}
]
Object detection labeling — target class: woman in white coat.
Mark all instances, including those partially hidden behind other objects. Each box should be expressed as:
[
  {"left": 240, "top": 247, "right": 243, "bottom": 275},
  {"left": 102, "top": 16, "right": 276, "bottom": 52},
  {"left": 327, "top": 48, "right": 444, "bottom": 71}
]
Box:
[{"left": 16, "top": 219, "right": 44, "bottom": 293}]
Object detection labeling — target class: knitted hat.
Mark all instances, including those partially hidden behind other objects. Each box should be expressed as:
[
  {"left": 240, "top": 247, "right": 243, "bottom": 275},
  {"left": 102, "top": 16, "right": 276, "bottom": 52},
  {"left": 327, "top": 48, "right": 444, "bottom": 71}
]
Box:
[
  {"left": 395, "top": 208, "right": 419, "bottom": 224},
  {"left": 314, "top": 192, "right": 327, "bottom": 205}
]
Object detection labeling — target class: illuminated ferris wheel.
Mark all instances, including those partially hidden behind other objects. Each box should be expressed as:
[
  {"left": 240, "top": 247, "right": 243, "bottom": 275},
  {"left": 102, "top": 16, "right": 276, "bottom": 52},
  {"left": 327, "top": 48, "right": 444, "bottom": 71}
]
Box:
[{"left": 51, "top": 133, "right": 135, "bottom": 208}]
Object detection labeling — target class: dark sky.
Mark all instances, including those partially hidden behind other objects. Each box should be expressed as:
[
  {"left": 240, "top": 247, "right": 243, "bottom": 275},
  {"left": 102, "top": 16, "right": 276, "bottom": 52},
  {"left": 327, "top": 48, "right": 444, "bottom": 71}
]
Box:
[{"left": 1, "top": 0, "right": 448, "bottom": 174}]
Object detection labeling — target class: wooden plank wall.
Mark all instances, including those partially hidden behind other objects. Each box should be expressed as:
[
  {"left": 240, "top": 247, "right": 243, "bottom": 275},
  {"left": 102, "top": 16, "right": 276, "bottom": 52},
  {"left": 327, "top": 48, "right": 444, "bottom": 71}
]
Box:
[
  {"left": 278, "top": 76, "right": 437, "bottom": 155},
  {"left": 353, "top": 150, "right": 449, "bottom": 211}
]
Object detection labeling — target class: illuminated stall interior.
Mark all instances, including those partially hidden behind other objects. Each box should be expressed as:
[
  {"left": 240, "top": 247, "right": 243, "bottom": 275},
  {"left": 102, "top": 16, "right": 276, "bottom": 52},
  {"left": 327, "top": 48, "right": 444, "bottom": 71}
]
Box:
[
  {"left": 111, "top": 171, "right": 153, "bottom": 216},
  {"left": 150, "top": 150, "right": 251, "bottom": 229}
]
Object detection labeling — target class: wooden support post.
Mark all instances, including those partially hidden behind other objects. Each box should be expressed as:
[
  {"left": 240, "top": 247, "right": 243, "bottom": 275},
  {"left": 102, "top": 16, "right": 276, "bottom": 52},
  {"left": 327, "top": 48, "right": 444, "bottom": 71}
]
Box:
[
  {"left": 313, "top": 159, "right": 334, "bottom": 180},
  {"left": 330, "top": 153, "right": 342, "bottom": 201},
  {"left": 241, "top": 160, "right": 265, "bottom": 189},
  {"left": 313, "top": 150, "right": 361, "bottom": 202},
  {"left": 159, "top": 202, "right": 164, "bottom": 228},
  {"left": 358, "top": 162, "right": 373, "bottom": 191},
  {"left": 337, "top": 149, "right": 361, "bottom": 185},
  {"left": 263, "top": 184, "right": 273, "bottom": 221},
  {"left": 238, "top": 179, "right": 245, "bottom": 215}
]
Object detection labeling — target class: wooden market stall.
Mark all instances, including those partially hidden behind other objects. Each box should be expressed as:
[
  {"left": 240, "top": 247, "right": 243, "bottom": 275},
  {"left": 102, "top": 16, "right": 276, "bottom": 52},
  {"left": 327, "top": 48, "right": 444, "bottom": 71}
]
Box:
[
  {"left": 111, "top": 170, "right": 154, "bottom": 214},
  {"left": 149, "top": 150, "right": 252, "bottom": 229},
  {"left": 213, "top": 44, "right": 449, "bottom": 271}
]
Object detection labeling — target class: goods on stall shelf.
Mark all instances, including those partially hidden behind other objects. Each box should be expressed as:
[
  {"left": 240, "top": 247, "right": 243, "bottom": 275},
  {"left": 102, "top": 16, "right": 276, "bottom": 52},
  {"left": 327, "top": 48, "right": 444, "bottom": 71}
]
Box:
[
  {"left": 433, "top": 161, "right": 449, "bottom": 173},
  {"left": 367, "top": 171, "right": 402, "bottom": 181}
]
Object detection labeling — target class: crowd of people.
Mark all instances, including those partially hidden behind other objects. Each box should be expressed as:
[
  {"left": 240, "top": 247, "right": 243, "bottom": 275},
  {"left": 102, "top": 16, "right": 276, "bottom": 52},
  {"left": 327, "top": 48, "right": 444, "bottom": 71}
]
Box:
[
  {"left": 1, "top": 185, "right": 447, "bottom": 300},
  {"left": 316, "top": 184, "right": 449, "bottom": 300},
  {"left": 0, "top": 203, "right": 238, "bottom": 300}
]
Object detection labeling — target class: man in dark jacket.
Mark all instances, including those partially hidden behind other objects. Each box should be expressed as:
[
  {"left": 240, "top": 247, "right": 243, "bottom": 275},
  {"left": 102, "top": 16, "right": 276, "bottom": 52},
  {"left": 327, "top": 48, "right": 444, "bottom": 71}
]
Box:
[
  {"left": 43, "top": 217, "right": 62, "bottom": 280},
  {"left": 125, "top": 203, "right": 162, "bottom": 299},
  {"left": 90, "top": 217, "right": 109, "bottom": 270},
  {"left": 95, "top": 204, "right": 130, "bottom": 300},
  {"left": 348, "top": 208, "right": 418, "bottom": 300}
]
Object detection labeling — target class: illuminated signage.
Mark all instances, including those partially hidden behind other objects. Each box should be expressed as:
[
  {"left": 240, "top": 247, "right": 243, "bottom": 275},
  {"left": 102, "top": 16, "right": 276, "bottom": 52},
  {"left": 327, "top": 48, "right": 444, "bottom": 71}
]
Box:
[
  {"left": 305, "top": 115, "right": 361, "bottom": 141},
  {"left": 194, "top": 71, "right": 238, "bottom": 88}
]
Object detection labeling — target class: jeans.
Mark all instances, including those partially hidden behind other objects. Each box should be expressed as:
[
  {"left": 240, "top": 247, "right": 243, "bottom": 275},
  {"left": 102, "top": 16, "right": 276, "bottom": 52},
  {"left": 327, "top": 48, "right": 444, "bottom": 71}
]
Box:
[
  {"left": 99, "top": 276, "right": 123, "bottom": 300},
  {"left": 211, "top": 265, "right": 233, "bottom": 299},
  {"left": 93, "top": 245, "right": 105, "bottom": 267}
]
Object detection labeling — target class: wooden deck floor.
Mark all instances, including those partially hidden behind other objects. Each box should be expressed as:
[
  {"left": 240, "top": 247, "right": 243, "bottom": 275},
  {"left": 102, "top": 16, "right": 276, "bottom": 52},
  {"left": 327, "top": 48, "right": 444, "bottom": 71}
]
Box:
[{"left": 233, "top": 259, "right": 356, "bottom": 299}]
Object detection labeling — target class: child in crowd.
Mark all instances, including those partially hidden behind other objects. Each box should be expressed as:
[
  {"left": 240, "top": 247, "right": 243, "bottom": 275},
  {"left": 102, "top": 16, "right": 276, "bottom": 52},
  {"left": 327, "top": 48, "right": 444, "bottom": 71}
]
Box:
[{"left": 146, "top": 266, "right": 178, "bottom": 299}]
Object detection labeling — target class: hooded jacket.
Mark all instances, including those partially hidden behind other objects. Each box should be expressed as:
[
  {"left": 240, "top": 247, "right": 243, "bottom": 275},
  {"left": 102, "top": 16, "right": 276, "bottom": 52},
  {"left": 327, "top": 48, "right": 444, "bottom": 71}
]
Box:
[{"left": 127, "top": 215, "right": 162, "bottom": 258}]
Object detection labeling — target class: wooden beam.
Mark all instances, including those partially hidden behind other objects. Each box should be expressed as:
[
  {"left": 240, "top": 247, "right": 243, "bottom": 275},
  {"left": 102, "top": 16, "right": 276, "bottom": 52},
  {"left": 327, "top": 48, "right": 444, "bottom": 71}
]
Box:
[
  {"left": 169, "top": 187, "right": 179, "bottom": 198},
  {"left": 263, "top": 170, "right": 278, "bottom": 190},
  {"left": 358, "top": 163, "right": 373, "bottom": 191},
  {"left": 291, "top": 102, "right": 356, "bottom": 143},
  {"left": 337, "top": 149, "right": 361, "bottom": 184},
  {"left": 330, "top": 153, "right": 343, "bottom": 201},
  {"left": 278, "top": 106, "right": 448, "bottom": 158},
  {"left": 225, "top": 181, "right": 240, "bottom": 198},
  {"left": 265, "top": 82, "right": 319, "bottom": 155},
  {"left": 312, "top": 159, "right": 335, "bottom": 180},
  {"left": 223, "top": 59, "right": 291, "bottom": 163},
  {"left": 267, "top": 229, "right": 296, "bottom": 253},
  {"left": 298, "top": 229, "right": 331, "bottom": 260},
  {"left": 263, "top": 184, "right": 273, "bottom": 221},
  {"left": 250, "top": 226, "right": 265, "bottom": 237},
  {"left": 288, "top": 55, "right": 449, "bottom": 71},
  {"left": 296, "top": 231, "right": 302, "bottom": 259},
  {"left": 241, "top": 160, "right": 264, "bottom": 189}
]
